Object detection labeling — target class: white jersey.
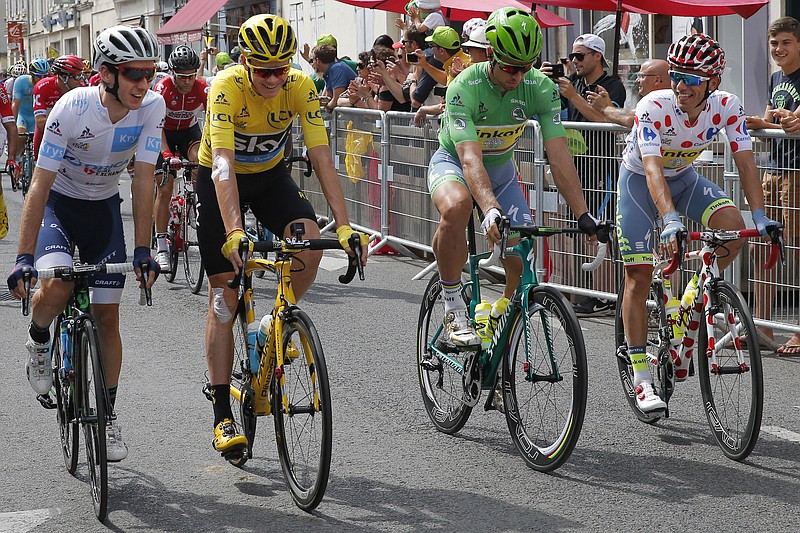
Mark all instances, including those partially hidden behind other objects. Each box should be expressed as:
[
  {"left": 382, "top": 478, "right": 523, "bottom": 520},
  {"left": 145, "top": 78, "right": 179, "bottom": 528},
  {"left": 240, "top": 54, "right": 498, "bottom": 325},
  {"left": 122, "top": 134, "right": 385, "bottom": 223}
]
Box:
[
  {"left": 622, "top": 89, "right": 752, "bottom": 177},
  {"left": 37, "top": 86, "right": 165, "bottom": 201}
]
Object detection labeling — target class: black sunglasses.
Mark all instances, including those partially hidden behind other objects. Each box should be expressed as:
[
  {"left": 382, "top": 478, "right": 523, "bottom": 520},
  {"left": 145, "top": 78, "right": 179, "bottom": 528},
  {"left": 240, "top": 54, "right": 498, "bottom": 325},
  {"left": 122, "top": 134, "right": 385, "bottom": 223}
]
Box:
[
  {"left": 114, "top": 66, "right": 156, "bottom": 82},
  {"left": 568, "top": 52, "right": 596, "bottom": 62}
]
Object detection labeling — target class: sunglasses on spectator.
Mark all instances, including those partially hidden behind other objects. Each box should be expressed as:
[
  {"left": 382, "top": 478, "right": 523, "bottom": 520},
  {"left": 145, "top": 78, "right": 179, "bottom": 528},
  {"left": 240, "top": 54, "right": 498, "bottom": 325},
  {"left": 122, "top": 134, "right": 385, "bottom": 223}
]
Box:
[
  {"left": 668, "top": 70, "right": 710, "bottom": 86},
  {"left": 249, "top": 64, "right": 290, "bottom": 78},
  {"left": 495, "top": 61, "right": 533, "bottom": 75},
  {"left": 115, "top": 66, "right": 156, "bottom": 82},
  {"left": 174, "top": 72, "right": 197, "bottom": 79},
  {"left": 568, "top": 52, "right": 596, "bottom": 62}
]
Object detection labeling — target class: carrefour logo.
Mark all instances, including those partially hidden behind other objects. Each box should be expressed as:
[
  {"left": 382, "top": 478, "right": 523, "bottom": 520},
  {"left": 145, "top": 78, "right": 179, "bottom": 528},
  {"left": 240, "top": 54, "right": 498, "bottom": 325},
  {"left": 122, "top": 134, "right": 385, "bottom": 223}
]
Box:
[{"left": 641, "top": 127, "right": 657, "bottom": 141}]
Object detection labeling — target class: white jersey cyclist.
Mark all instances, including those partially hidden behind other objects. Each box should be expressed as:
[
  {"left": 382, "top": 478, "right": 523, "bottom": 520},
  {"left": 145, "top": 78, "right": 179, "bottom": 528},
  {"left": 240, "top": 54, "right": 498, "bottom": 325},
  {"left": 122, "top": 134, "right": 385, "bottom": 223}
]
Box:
[
  {"left": 622, "top": 88, "right": 751, "bottom": 177},
  {"left": 37, "top": 85, "right": 165, "bottom": 201}
]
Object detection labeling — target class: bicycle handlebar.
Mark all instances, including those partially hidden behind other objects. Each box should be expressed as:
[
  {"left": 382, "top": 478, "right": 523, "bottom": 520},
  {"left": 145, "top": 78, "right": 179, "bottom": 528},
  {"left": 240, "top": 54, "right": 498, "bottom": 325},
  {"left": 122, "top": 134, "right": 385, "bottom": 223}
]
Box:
[
  {"left": 285, "top": 155, "right": 313, "bottom": 177},
  {"left": 226, "top": 233, "right": 364, "bottom": 289},
  {"left": 662, "top": 226, "right": 784, "bottom": 276},
  {"left": 20, "top": 262, "right": 152, "bottom": 316}
]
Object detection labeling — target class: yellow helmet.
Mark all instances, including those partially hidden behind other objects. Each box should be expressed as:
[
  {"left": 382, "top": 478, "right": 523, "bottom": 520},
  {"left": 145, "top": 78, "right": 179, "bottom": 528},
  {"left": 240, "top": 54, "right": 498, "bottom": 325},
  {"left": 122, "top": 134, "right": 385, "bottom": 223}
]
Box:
[{"left": 238, "top": 14, "right": 297, "bottom": 63}]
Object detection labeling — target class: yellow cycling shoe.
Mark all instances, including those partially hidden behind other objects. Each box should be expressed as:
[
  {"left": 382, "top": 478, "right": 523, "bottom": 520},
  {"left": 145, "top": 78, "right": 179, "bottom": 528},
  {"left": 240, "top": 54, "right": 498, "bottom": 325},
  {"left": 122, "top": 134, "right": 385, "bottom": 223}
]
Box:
[{"left": 212, "top": 418, "right": 247, "bottom": 454}]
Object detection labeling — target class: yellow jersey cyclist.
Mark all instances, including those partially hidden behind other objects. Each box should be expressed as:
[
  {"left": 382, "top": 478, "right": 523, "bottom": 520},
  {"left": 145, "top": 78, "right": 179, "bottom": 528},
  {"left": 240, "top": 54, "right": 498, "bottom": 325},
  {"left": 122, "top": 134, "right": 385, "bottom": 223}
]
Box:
[
  {"left": 197, "top": 14, "right": 368, "bottom": 457},
  {"left": 6, "top": 25, "right": 164, "bottom": 461},
  {"left": 618, "top": 34, "right": 780, "bottom": 412},
  {"left": 428, "top": 7, "right": 598, "bottom": 348}
]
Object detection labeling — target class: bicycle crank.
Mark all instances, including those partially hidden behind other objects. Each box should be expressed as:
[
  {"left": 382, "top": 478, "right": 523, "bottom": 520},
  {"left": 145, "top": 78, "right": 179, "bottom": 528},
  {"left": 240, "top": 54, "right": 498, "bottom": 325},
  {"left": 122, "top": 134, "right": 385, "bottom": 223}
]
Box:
[{"left": 461, "top": 351, "right": 482, "bottom": 407}]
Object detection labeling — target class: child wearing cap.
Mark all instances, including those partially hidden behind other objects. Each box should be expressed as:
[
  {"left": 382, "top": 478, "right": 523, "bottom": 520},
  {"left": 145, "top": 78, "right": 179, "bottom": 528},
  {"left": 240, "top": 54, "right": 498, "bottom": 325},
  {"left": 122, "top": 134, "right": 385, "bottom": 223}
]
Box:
[{"left": 395, "top": 0, "right": 446, "bottom": 36}]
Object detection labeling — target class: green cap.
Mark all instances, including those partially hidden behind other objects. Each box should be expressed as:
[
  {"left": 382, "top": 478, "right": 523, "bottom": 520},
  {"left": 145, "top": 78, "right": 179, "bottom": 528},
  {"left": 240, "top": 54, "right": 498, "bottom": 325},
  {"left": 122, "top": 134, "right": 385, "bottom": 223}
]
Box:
[
  {"left": 404, "top": 0, "right": 418, "bottom": 13},
  {"left": 215, "top": 52, "right": 231, "bottom": 68},
  {"left": 316, "top": 34, "right": 337, "bottom": 47},
  {"left": 425, "top": 26, "right": 460, "bottom": 50}
]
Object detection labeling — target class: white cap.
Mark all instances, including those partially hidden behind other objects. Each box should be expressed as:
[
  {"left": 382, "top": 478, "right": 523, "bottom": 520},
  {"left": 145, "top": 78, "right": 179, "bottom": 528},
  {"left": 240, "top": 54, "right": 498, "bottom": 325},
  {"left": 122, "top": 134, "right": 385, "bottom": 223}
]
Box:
[
  {"left": 463, "top": 27, "right": 489, "bottom": 50},
  {"left": 573, "top": 33, "right": 609, "bottom": 67}
]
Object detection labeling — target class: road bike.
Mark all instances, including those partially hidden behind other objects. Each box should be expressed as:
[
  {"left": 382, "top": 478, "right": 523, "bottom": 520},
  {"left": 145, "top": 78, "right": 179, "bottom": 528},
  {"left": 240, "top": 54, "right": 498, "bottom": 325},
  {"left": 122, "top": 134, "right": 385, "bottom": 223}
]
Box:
[
  {"left": 206, "top": 222, "right": 363, "bottom": 510},
  {"left": 160, "top": 159, "right": 204, "bottom": 293},
  {"left": 20, "top": 262, "right": 152, "bottom": 522},
  {"left": 13, "top": 131, "right": 34, "bottom": 196},
  {"left": 614, "top": 226, "right": 784, "bottom": 461},
  {"left": 416, "top": 215, "right": 611, "bottom": 472}
]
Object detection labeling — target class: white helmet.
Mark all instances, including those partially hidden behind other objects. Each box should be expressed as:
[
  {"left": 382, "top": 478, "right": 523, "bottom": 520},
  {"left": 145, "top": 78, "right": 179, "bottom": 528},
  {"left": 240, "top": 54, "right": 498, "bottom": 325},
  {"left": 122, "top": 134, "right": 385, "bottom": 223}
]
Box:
[
  {"left": 93, "top": 25, "right": 159, "bottom": 71},
  {"left": 156, "top": 61, "right": 170, "bottom": 72}
]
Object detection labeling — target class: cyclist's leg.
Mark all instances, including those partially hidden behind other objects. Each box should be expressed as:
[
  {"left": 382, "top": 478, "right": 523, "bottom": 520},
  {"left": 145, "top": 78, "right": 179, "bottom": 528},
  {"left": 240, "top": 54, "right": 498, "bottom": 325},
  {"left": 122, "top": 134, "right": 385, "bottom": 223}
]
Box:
[
  {"left": 196, "top": 165, "right": 247, "bottom": 453},
  {"left": 178, "top": 124, "right": 202, "bottom": 184},
  {"left": 248, "top": 165, "right": 319, "bottom": 300},
  {"left": 679, "top": 167, "right": 740, "bottom": 270},
  {"left": 427, "top": 148, "right": 479, "bottom": 346},
  {"left": 617, "top": 167, "right": 665, "bottom": 410},
  {"left": 490, "top": 160, "right": 533, "bottom": 299}
]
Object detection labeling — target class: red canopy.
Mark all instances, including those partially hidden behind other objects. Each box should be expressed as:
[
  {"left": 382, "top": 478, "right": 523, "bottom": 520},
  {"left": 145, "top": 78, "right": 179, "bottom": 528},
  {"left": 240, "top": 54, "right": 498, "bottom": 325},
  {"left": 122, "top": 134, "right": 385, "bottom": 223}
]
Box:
[
  {"left": 335, "top": 0, "right": 572, "bottom": 27},
  {"left": 156, "top": 0, "right": 228, "bottom": 45},
  {"left": 535, "top": 0, "right": 767, "bottom": 19}
]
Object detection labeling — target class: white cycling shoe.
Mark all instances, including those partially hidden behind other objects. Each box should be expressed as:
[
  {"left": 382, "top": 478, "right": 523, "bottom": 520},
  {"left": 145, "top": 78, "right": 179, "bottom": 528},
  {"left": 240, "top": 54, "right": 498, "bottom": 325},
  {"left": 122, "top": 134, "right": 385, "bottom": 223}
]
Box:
[
  {"left": 106, "top": 420, "right": 128, "bottom": 462},
  {"left": 26, "top": 338, "right": 53, "bottom": 396},
  {"left": 635, "top": 382, "right": 666, "bottom": 412},
  {"left": 443, "top": 308, "right": 481, "bottom": 347},
  {"left": 155, "top": 250, "right": 171, "bottom": 273}
]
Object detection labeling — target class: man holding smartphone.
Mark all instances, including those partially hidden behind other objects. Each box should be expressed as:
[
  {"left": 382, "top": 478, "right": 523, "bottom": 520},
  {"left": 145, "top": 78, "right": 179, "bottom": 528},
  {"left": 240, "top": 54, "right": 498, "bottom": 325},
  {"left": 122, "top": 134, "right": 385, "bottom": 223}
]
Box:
[{"left": 541, "top": 34, "right": 626, "bottom": 317}]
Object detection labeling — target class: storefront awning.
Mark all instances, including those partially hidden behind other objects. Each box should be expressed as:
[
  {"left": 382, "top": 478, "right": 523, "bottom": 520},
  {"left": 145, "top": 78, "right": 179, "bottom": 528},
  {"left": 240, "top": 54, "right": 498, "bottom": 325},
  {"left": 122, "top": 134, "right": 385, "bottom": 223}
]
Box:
[{"left": 155, "top": 0, "right": 228, "bottom": 45}]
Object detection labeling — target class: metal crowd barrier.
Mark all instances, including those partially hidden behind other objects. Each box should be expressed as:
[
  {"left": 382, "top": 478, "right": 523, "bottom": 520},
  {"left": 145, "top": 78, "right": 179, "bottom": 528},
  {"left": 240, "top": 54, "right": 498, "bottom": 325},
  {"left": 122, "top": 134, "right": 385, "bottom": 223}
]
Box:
[{"left": 286, "top": 109, "right": 799, "bottom": 336}]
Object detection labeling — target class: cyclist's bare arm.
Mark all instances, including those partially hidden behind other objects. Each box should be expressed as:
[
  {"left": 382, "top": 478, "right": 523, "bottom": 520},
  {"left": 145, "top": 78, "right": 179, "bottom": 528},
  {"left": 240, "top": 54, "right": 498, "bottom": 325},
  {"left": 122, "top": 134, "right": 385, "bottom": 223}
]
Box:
[
  {"left": 210, "top": 147, "right": 243, "bottom": 234},
  {"left": 456, "top": 140, "right": 502, "bottom": 242},
  {"left": 3, "top": 121, "right": 19, "bottom": 160},
  {"left": 10, "top": 166, "right": 58, "bottom": 296},
  {"left": 732, "top": 150, "right": 766, "bottom": 212},
  {"left": 34, "top": 114, "right": 46, "bottom": 133},
  {"left": 543, "top": 136, "right": 592, "bottom": 220},
  {"left": 131, "top": 159, "right": 159, "bottom": 287},
  {"left": 642, "top": 155, "right": 675, "bottom": 218}
]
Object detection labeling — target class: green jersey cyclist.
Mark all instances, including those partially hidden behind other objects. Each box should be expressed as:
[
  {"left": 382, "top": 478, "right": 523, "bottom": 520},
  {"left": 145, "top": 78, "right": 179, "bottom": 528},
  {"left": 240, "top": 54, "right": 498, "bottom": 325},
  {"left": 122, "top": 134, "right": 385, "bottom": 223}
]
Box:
[
  {"left": 618, "top": 34, "right": 780, "bottom": 412},
  {"left": 427, "top": 7, "right": 598, "bottom": 348}
]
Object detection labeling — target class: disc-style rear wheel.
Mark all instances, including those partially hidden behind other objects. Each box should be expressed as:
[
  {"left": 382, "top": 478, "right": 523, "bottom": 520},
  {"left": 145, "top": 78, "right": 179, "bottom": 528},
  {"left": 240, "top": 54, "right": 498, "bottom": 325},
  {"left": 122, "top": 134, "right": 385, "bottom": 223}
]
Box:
[
  {"left": 502, "top": 285, "right": 587, "bottom": 472},
  {"left": 77, "top": 320, "right": 108, "bottom": 522},
  {"left": 273, "top": 310, "right": 332, "bottom": 511},
  {"left": 697, "top": 280, "right": 763, "bottom": 461}
]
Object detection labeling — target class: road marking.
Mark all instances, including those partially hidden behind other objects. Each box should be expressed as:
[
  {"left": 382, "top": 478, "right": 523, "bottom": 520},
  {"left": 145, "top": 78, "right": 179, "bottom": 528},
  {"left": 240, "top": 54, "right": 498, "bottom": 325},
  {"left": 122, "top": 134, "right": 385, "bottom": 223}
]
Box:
[
  {"left": 319, "top": 253, "right": 349, "bottom": 272},
  {"left": 761, "top": 425, "right": 800, "bottom": 443},
  {"left": 0, "top": 509, "right": 60, "bottom": 532}
]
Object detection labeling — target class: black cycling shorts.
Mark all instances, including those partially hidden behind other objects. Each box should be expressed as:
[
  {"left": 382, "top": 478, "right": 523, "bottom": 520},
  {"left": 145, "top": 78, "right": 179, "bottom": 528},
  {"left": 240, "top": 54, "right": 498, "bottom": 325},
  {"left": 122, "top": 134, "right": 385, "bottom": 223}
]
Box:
[
  {"left": 164, "top": 123, "right": 202, "bottom": 159},
  {"left": 196, "top": 163, "right": 317, "bottom": 276}
]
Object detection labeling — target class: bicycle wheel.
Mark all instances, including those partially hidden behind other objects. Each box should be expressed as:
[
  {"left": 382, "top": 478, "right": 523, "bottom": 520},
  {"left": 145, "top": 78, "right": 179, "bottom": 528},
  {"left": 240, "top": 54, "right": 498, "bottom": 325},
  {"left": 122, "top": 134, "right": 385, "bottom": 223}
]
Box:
[
  {"left": 76, "top": 319, "right": 108, "bottom": 521},
  {"left": 229, "top": 300, "right": 256, "bottom": 467},
  {"left": 273, "top": 310, "right": 332, "bottom": 511},
  {"left": 501, "top": 285, "right": 587, "bottom": 471},
  {"left": 697, "top": 280, "right": 763, "bottom": 461},
  {"left": 183, "top": 192, "right": 205, "bottom": 294},
  {"left": 52, "top": 320, "right": 79, "bottom": 474},
  {"left": 614, "top": 279, "right": 667, "bottom": 424},
  {"left": 163, "top": 226, "right": 179, "bottom": 283},
  {"left": 21, "top": 153, "right": 32, "bottom": 196},
  {"left": 416, "top": 274, "right": 474, "bottom": 434}
]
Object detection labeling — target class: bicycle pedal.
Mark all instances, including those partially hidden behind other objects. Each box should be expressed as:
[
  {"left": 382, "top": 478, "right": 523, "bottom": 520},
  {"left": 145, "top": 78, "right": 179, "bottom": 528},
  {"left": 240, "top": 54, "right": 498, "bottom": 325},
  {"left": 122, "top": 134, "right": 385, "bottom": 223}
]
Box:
[
  {"left": 36, "top": 394, "right": 57, "bottom": 410},
  {"left": 201, "top": 382, "right": 213, "bottom": 402},
  {"left": 419, "top": 356, "right": 442, "bottom": 372}
]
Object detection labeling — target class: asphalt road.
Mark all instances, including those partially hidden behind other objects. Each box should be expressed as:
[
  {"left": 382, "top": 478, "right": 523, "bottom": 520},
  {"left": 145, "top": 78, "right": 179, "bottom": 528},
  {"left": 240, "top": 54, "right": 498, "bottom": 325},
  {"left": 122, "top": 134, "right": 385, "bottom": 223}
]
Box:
[{"left": 0, "top": 176, "right": 799, "bottom": 532}]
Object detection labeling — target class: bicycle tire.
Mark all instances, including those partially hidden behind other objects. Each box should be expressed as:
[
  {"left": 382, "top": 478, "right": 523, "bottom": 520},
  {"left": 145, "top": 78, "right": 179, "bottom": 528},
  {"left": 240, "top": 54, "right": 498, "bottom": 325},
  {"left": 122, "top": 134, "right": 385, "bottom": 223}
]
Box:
[
  {"left": 697, "top": 280, "right": 763, "bottom": 461},
  {"left": 21, "top": 153, "right": 32, "bottom": 196},
  {"left": 416, "top": 273, "right": 473, "bottom": 434},
  {"left": 502, "top": 285, "right": 587, "bottom": 471},
  {"left": 52, "top": 319, "right": 79, "bottom": 474},
  {"left": 273, "top": 310, "right": 332, "bottom": 511},
  {"left": 229, "top": 300, "right": 256, "bottom": 467},
  {"left": 77, "top": 319, "right": 108, "bottom": 521},
  {"left": 164, "top": 227, "right": 179, "bottom": 283},
  {"left": 183, "top": 193, "right": 205, "bottom": 294},
  {"left": 614, "top": 279, "right": 667, "bottom": 424}
]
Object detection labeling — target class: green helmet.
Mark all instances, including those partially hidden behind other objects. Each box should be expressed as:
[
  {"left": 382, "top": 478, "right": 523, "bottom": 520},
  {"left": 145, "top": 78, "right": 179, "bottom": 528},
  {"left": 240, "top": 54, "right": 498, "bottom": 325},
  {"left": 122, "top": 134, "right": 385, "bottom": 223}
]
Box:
[
  {"left": 485, "top": 7, "right": 542, "bottom": 65},
  {"left": 215, "top": 52, "right": 231, "bottom": 68}
]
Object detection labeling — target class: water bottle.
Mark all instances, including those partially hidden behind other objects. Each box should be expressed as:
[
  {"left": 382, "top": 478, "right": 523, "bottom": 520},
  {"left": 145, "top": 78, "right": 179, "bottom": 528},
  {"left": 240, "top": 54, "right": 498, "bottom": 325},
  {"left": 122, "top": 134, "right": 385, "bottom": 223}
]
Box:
[
  {"left": 60, "top": 320, "right": 72, "bottom": 373},
  {"left": 681, "top": 273, "right": 700, "bottom": 309},
  {"left": 490, "top": 297, "right": 510, "bottom": 334},
  {"left": 665, "top": 296, "right": 683, "bottom": 343},
  {"left": 474, "top": 301, "right": 492, "bottom": 348},
  {"left": 255, "top": 314, "right": 273, "bottom": 356},
  {"left": 246, "top": 320, "right": 259, "bottom": 373}
]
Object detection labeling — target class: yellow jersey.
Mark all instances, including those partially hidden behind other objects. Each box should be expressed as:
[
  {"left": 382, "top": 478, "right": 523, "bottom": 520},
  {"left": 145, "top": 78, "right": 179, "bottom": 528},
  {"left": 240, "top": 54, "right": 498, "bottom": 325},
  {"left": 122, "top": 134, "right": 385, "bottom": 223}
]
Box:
[{"left": 198, "top": 65, "right": 328, "bottom": 174}]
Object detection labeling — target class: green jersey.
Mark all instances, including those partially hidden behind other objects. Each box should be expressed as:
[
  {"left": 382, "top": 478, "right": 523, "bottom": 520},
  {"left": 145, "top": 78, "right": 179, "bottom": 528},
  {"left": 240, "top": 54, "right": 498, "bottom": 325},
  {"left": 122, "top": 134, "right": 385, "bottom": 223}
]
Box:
[{"left": 439, "top": 62, "right": 566, "bottom": 166}]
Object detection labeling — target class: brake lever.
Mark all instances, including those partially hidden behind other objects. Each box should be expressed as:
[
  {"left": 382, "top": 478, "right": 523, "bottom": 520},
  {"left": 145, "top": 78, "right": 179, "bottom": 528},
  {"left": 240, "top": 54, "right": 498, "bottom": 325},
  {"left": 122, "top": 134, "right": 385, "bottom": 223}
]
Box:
[
  {"left": 226, "top": 237, "right": 251, "bottom": 289},
  {"left": 497, "top": 216, "right": 509, "bottom": 261},
  {"left": 139, "top": 263, "right": 153, "bottom": 306},
  {"left": 22, "top": 267, "right": 32, "bottom": 317}
]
